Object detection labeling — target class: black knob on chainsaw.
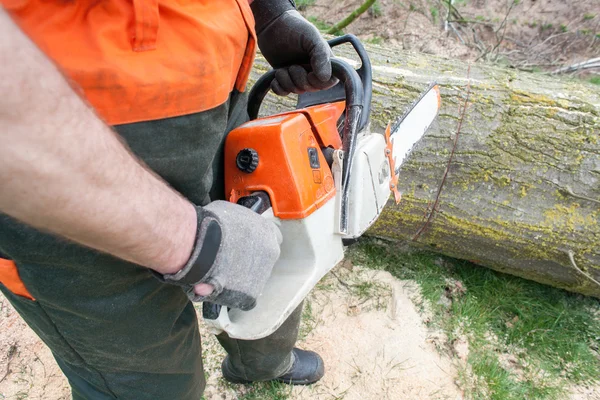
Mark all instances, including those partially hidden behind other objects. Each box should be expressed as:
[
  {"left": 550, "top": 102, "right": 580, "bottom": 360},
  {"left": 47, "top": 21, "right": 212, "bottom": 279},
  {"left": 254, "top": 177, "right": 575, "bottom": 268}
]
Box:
[{"left": 236, "top": 148, "right": 259, "bottom": 173}]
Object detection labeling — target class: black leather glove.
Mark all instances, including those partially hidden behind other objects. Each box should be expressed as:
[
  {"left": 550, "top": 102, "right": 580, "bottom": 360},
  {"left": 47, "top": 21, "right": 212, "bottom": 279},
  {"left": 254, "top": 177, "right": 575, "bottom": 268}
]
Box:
[{"left": 251, "top": 0, "right": 338, "bottom": 96}]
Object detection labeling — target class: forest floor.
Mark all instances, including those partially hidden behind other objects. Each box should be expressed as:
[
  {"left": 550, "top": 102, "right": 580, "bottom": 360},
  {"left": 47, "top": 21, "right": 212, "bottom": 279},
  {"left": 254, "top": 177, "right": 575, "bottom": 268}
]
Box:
[{"left": 301, "top": 0, "right": 600, "bottom": 84}]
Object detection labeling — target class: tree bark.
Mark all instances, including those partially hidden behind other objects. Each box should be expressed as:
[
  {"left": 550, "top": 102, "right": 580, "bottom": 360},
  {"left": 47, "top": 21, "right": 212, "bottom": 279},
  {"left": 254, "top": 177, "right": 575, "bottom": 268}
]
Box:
[{"left": 250, "top": 43, "right": 600, "bottom": 298}]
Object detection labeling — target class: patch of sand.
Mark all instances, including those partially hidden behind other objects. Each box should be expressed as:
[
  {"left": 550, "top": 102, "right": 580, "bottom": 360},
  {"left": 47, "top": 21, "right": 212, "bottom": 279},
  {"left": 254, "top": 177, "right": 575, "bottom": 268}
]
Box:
[
  {"left": 0, "top": 296, "right": 70, "bottom": 400},
  {"left": 569, "top": 384, "right": 600, "bottom": 400},
  {"left": 289, "top": 268, "right": 463, "bottom": 400}
]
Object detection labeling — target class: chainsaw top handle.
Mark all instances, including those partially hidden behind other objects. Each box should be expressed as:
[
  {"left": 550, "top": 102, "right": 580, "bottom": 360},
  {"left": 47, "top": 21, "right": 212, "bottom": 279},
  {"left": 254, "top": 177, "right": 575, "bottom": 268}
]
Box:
[
  {"left": 297, "top": 34, "right": 372, "bottom": 131},
  {"left": 247, "top": 34, "right": 371, "bottom": 127},
  {"left": 247, "top": 58, "right": 364, "bottom": 120}
]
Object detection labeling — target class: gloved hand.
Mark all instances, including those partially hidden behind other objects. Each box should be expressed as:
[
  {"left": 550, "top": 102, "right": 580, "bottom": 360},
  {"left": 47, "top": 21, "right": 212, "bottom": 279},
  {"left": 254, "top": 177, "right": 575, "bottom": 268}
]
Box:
[
  {"left": 251, "top": 0, "right": 338, "bottom": 96},
  {"left": 160, "top": 201, "right": 282, "bottom": 311}
]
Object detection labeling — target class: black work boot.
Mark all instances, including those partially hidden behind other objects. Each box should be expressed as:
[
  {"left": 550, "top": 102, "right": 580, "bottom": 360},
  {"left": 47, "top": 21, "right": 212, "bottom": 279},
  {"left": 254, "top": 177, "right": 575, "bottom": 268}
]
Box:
[{"left": 221, "top": 348, "right": 325, "bottom": 385}]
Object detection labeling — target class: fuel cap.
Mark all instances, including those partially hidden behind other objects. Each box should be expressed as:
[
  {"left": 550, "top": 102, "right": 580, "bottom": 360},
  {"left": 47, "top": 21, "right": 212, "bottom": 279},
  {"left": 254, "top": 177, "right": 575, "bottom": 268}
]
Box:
[{"left": 236, "top": 148, "right": 259, "bottom": 173}]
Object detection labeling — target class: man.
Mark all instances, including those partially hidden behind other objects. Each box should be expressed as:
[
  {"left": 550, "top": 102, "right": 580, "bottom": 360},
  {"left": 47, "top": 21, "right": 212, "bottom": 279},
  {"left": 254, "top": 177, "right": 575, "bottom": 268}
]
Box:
[{"left": 0, "top": 0, "right": 337, "bottom": 398}]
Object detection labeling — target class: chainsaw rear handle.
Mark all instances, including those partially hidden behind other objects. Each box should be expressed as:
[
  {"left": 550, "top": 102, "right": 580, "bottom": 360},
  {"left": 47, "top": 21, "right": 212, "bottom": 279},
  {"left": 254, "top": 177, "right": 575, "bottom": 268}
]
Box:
[{"left": 202, "top": 191, "right": 272, "bottom": 321}]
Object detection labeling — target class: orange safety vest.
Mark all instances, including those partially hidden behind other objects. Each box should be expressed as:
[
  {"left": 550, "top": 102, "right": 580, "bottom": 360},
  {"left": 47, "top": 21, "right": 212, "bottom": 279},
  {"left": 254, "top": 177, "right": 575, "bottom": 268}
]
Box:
[{"left": 2, "top": 0, "right": 256, "bottom": 125}]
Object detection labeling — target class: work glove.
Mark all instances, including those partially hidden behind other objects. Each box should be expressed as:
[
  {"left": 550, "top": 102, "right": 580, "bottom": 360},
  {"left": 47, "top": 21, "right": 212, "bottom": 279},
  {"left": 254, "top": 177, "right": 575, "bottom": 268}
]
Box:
[
  {"left": 251, "top": 0, "right": 338, "bottom": 96},
  {"left": 160, "top": 201, "right": 282, "bottom": 311}
]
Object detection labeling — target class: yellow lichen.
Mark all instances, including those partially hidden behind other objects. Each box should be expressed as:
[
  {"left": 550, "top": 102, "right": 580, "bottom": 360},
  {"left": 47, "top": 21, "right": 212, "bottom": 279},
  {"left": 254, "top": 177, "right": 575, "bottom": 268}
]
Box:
[{"left": 543, "top": 203, "right": 599, "bottom": 232}]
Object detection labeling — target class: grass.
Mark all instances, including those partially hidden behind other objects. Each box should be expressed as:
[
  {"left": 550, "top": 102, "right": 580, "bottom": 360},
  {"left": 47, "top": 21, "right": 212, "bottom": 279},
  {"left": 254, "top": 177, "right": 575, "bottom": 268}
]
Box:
[
  {"left": 198, "top": 239, "right": 599, "bottom": 400},
  {"left": 295, "top": 0, "right": 316, "bottom": 11},
  {"left": 368, "top": 0, "right": 383, "bottom": 18},
  {"left": 236, "top": 381, "right": 293, "bottom": 400},
  {"left": 590, "top": 76, "right": 600, "bottom": 86},
  {"left": 365, "top": 36, "right": 384, "bottom": 45},
  {"left": 200, "top": 381, "right": 292, "bottom": 400},
  {"left": 307, "top": 16, "right": 342, "bottom": 35},
  {"left": 348, "top": 238, "right": 600, "bottom": 400},
  {"left": 298, "top": 298, "right": 318, "bottom": 340},
  {"left": 430, "top": 5, "right": 439, "bottom": 24}
]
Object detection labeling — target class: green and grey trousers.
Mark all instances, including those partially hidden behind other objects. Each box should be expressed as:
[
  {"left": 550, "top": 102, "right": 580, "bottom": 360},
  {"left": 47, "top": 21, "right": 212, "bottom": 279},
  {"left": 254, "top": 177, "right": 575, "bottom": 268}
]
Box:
[{"left": 0, "top": 91, "right": 302, "bottom": 399}]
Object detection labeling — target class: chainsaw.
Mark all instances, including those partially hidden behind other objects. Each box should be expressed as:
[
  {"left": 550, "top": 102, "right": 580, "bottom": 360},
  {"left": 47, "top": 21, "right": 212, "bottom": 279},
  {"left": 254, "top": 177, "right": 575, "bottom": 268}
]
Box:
[{"left": 203, "top": 35, "right": 441, "bottom": 340}]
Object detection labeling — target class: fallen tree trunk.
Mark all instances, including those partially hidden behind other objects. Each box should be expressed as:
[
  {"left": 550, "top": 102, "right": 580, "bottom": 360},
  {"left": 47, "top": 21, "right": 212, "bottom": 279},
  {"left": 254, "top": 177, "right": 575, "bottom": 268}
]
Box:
[{"left": 250, "top": 43, "right": 600, "bottom": 298}]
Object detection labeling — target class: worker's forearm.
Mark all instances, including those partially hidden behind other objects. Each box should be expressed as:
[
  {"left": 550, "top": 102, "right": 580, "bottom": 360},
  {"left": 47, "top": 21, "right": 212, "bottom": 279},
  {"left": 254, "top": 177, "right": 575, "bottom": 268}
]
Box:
[{"left": 0, "top": 11, "right": 196, "bottom": 274}]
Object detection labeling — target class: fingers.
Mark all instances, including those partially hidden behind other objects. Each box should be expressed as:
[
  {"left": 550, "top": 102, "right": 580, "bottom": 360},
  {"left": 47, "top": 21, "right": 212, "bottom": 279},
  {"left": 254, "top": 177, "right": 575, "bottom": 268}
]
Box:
[
  {"left": 307, "top": 72, "right": 339, "bottom": 90},
  {"left": 271, "top": 79, "right": 290, "bottom": 96},
  {"left": 271, "top": 66, "right": 339, "bottom": 96},
  {"left": 289, "top": 65, "right": 313, "bottom": 93},
  {"left": 309, "top": 40, "right": 333, "bottom": 82},
  {"left": 271, "top": 68, "right": 294, "bottom": 96},
  {"left": 194, "top": 283, "right": 214, "bottom": 296}
]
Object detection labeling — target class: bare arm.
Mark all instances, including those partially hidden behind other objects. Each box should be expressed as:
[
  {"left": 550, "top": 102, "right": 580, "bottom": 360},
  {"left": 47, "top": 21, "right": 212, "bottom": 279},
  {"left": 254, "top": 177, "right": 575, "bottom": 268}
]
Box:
[{"left": 0, "top": 10, "right": 196, "bottom": 275}]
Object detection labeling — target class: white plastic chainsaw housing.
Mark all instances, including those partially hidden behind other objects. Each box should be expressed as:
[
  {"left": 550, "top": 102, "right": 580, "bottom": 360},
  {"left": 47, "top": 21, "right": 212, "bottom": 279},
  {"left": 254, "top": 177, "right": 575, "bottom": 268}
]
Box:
[
  {"left": 205, "top": 131, "right": 391, "bottom": 339},
  {"left": 344, "top": 132, "right": 392, "bottom": 238},
  {"left": 204, "top": 199, "right": 344, "bottom": 340}
]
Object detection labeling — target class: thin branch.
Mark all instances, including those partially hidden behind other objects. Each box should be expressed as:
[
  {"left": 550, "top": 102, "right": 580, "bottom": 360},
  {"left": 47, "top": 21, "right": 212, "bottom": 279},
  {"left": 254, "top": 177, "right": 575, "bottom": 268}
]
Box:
[
  {"left": 449, "top": 22, "right": 466, "bottom": 45},
  {"left": 331, "top": 271, "right": 352, "bottom": 290},
  {"left": 449, "top": 19, "right": 496, "bottom": 27},
  {"left": 326, "top": 0, "right": 377, "bottom": 34},
  {"left": 444, "top": 0, "right": 464, "bottom": 21},
  {"left": 567, "top": 250, "right": 600, "bottom": 289},
  {"left": 561, "top": 186, "right": 600, "bottom": 205},
  {"left": 413, "top": 65, "right": 472, "bottom": 241},
  {"left": 477, "top": 0, "right": 517, "bottom": 61},
  {"left": 0, "top": 343, "right": 17, "bottom": 384},
  {"left": 551, "top": 58, "right": 600, "bottom": 74},
  {"left": 444, "top": 0, "right": 454, "bottom": 32}
]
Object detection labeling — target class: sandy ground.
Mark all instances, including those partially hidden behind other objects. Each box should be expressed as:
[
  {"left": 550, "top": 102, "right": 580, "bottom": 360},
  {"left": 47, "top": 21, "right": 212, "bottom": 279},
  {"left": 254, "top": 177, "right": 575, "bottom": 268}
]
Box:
[
  {"left": 0, "top": 298, "right": 70, "bottom": 400},
  {"left": 289, "top": 269, "right": 462, "bottom": 400},
  {"left": 571, "top": 386, "right": 600, "bottom": 400},
  {"left": 0, "top": 266, "right": 464, "bottom": 400},
  {"left": 2, "top": 264, "right": 599, "bottom": 399}
]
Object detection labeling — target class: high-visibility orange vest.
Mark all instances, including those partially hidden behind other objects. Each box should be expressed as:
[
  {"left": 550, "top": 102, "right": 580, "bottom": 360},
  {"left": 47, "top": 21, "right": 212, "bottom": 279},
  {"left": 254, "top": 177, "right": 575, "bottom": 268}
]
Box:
[{"left": 2, "top": 0, "right": 256, "bottom": 125}]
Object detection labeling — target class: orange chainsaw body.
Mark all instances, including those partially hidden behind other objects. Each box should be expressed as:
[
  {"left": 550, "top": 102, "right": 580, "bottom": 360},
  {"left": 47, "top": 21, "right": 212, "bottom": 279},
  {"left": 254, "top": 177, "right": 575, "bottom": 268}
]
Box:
[{"left": 225, "top": 101, "right": 345, "bottom": 220}]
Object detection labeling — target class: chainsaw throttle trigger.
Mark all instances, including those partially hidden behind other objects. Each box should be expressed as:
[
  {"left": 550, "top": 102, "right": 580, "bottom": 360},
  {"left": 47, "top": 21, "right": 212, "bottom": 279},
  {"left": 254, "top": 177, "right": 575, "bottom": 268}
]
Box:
[
  {"left": 202, "top": 302, "right": 222, "bottom": 320},
  {"left": 202, "top": 191, "right": 272, "bottom": 322},
  {"left": 236, "top": 191, "right": 271, "bottom": 214}
]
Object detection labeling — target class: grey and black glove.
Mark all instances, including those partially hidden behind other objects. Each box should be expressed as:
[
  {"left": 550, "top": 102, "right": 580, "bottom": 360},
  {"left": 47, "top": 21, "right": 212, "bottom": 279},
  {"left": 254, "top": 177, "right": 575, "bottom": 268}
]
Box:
[
  {"left": 160, "top": 201, "right": 282, "bottom": 311},
  {"left": 251, "top": 0, "right": 338, "bottom": 96}
]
